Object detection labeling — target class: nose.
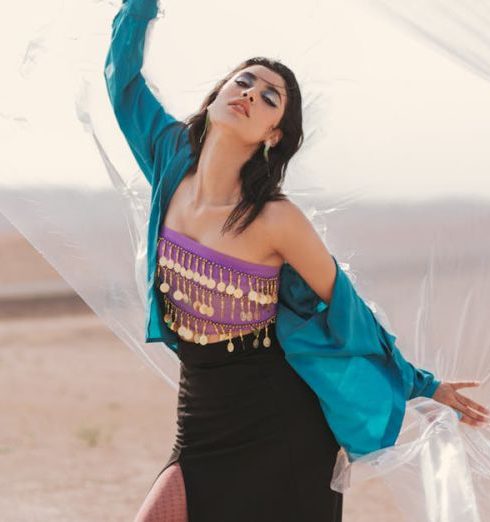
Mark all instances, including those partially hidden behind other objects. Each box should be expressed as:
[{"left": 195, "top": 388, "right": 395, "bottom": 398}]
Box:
[{"left": 241, "top": 88, "right": 255, "bottom": 103}]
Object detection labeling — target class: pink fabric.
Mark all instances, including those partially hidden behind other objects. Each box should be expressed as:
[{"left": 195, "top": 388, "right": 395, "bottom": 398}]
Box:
[{"left": 134, "top": 462, "right": 188, "bottom": 522}]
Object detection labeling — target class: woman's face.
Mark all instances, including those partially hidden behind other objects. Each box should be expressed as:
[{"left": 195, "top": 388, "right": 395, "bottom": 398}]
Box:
[{"left": 208, "top": 64, "right": 288, "bottom": 147}]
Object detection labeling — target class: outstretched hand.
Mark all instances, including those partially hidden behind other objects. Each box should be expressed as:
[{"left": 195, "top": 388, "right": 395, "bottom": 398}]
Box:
[{"left": 432, "top": 381, "right": 490, "bottom": 428}]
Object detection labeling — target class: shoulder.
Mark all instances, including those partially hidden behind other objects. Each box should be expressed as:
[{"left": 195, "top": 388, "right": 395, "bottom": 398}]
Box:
[
  {"left": 259, "top": 197, "right": 337, "bottom": 303},
  {"left": 260, "top": 197, "right": 313, "bottom": 246},
  {"left": 261, "top": 197, "right": 304, "bottom": 225}
]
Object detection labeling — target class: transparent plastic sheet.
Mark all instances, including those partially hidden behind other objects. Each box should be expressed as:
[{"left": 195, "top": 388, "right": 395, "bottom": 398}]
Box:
[{"left": 1, "top": 0, "right": 489, "bottom": 520}]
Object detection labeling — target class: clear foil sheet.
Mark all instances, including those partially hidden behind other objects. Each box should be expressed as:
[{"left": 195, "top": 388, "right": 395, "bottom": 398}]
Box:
[{"left": 1, "top": 1, "right": 489, "bottom": 519}]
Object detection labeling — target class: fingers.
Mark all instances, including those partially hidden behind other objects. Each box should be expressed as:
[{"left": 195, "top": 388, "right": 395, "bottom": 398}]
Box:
[
  {"left": 459, "top": 412, "right": 489, "bottom": 428},
  {"left": 449, "top": 381, "right": 490, "bottom": 425},
  {"left": 455, "top": 392, "right": 490, "bottom": 418},
  {"left": 452, "top": 396, "right": 490, "bottom": 426},
  {"left": 433, "top": 381, "right": 489, "bottom": 427},
  {"left": 451, "top": 381, "right": 481, "bottom": 390}
]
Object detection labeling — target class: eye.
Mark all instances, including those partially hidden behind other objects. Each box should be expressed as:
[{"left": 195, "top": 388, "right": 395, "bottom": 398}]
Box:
[
  {"left": 263, "top": 96, "right": 277, "bottom": 107},
  {"left": 235, "top": 79, "right": 277, "bottom": 108}
]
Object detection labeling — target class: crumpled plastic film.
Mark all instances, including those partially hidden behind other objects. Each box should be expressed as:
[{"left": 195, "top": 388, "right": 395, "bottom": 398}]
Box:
[{"left": 1, "top": 0, "right": 489, "bottom": 520}]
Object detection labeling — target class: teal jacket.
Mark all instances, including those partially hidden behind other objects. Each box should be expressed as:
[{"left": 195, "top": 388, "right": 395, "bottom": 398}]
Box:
[{"left": 104, "top": 0, "right": 441, "bottom": 459}]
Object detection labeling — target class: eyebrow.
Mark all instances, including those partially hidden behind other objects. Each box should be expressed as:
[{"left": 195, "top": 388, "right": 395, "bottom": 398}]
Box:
[{"left": 240, "top": 71, "right": 284, "bottom": 103}]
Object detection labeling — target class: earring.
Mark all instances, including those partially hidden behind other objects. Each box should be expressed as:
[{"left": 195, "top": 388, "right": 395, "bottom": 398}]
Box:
[
  {"left": 199, "top": 110, "right": 210, "bottom": 143},
  {"left": 263, "top": 141, "right": 273, "bottom": 177},
  {"left": 263, "top": 141, "right": 271, "bottom": 162}
]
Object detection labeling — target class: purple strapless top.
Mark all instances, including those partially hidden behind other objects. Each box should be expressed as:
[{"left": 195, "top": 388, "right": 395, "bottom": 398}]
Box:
[{"left": 155, "top": 223, "right": 281, "bottom": 350}]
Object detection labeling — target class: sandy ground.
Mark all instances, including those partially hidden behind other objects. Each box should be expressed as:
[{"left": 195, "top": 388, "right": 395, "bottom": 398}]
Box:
[{"left": 0, "top": 231, "right": 406, "bottom": 521}]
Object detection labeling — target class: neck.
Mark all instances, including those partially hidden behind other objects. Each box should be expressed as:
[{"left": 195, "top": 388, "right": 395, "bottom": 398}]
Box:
[{"left": 190, "top": 128, "right": 256, "bottom": 208}]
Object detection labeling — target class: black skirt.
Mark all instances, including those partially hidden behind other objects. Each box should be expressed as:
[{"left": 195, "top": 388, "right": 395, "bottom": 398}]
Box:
[{"left": 149, "top": 322, "right": 343, "bottom": 521}]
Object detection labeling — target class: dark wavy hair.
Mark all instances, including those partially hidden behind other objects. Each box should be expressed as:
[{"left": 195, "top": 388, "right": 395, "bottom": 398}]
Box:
[{"left": 182, "top": 57, "right": 304, "bottom": 237}]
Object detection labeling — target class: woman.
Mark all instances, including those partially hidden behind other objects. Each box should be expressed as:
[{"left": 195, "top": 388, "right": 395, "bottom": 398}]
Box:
[{"left": 104, "top": 1, "right": 490, "bottom": 520}]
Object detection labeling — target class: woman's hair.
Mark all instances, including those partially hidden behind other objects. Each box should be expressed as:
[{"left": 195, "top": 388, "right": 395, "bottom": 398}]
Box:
[{"left": 182, "top": 57, "right": 304, "bottom": 237}]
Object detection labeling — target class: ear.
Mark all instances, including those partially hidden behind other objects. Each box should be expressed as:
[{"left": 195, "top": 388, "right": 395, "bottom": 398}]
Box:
[{"left": 269, "top": 128, "right": 283, "bottom": 147}]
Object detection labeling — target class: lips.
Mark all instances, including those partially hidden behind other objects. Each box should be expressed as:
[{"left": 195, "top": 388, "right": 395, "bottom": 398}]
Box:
[
  {"left": 228, "top": 100, "right": 249, "bottom": 117},
  {"left": 230, "top": 104, "right": 247, "bottom": 116}
]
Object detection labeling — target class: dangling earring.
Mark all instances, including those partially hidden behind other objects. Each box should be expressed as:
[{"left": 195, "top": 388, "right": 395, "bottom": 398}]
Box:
[
  {"left": 263, "top": 141, "right": 271, "bottom": 162},
  {"left": 199, "top": 110, "right": 210, "bottom": 144},
  {"left": 263, "top": 141, "right": 272, "bottom": 177}
]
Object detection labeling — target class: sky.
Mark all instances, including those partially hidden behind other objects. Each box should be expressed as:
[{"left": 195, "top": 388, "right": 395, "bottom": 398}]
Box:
[{"left": 1, "top": 0, "right": 489, "bottom": 203}]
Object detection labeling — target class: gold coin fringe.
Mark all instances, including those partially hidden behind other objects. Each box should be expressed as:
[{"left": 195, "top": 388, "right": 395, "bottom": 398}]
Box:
[{"left": 156, "top": 236, "right": 279, "bottom": 352}]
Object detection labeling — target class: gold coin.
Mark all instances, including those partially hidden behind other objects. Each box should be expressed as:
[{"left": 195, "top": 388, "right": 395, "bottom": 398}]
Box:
[
  {"left": 174, "top": 262, "right": 181, "bottom": 272},
  {"left": 263, "top": 336, "right": 271, "bottom": 348},
  {"left": 265, "top": 295, "right": 272, "bottom": 304},
  {"left": 252, "top": 338, "right": 259, "bottom": 349},
  {"left": 206, "top": 306, "right": 214, "bottom": 316},
  {"left": 178, "top": 325, "right": 186, "bottom": 337},
  {"left": 240, "top": 311, "right": 247, "bottom": 321},
  {"left": 199, "top": 304, "right": 208, "bottom": 315},
  {"left": 158, "top": 256, "right": 167, "bottom": 266},
  {"left": 199, "top": 334, "right": 208, "bottom": 345},
  {"left": 170, "top": 321, "right": 177, "bottom": 331},
  {"left": 227, "top": 341, "right": 234, "bottom": 352},
  {"left": 233, "top": 288, "right": 243, "bottom": 298},
  {"left": 272, "top": 294, "right": 278, "bottom": 303},
  {"left": 193, "top": 272, "right": 200, "bottom": 282},
  {"left": 226, "top": 284, "right": 235, "bottom": 295},
  {"left": 193, "top": 301, "right": 201, "bottom": 311},
  {"left": 248, "top": 290, "right": 257, "bottom": 301},
  {"left": 186, "top": 269, "right": 194, "bottom": 279},
  {"left": 199, "top": 275, "right": 208, "bottom": 285},
  {"left": 167, "top": 259, "right": 174, "bottom": 269},
  {"left": 259, "top": 294, "right": 267, "bottom": 305},
  {"left": 173, "top": 290, "right": 183, "bottom": 301},
  {"left": 185, "top": 329, "right": 194, "bottom": 341},
  {"left": 159, "top": 282, "right": 170, "bottom": 293},
  {"left": 193, "top": 333, "right": 201, "bottom": 343},
  {"left": 207, "top": 279, "right": 216, "bottom": 289},
  {"left": 217, "top": 282, "right": 226, "bottom": 292},
  {"left": 246, "top": 311, "right": 253, "bottom": 321},
  {"left": 164, "top": 313, "right": 172, "bottom": 323}
]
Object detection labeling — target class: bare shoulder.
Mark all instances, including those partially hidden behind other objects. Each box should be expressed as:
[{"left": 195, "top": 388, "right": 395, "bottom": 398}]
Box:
[
  {"left": 260, "top": 197, "right": 312, "bottom": 243},
  {"left": 260, "top": 197, "right": 337, "bottom": 303}
]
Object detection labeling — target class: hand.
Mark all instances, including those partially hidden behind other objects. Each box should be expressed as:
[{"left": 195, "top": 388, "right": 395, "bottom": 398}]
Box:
[{"left": 432, "top": 381, "right": 490, "bottom": 428}]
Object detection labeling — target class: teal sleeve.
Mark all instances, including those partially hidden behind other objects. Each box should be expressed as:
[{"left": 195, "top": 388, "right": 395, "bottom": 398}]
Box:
[
  {"left": 104, "top": 0, "right": 180, "bottom": 185},
  {"left": 381, "top": 333, "right": 442, "bottom": 400},
  {"left": 408, "top": 363, "right": 442, "bottom": 399},
  {"left": 276, "top": 256, "right": 443, "bottom": 456},
  {"left": 279, "top": 257, "right": 442, "bottom": 402},
  {"left": 367, "top": 289, "right": 442, "bottom": 400},
  {"left": 326, "top": 256, "right": 442, "bottom": 401}
]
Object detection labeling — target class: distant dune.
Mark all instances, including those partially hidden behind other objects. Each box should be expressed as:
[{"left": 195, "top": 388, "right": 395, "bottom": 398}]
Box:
[{"left": 0, "top": 231, "right": 90, "bottom": 319}]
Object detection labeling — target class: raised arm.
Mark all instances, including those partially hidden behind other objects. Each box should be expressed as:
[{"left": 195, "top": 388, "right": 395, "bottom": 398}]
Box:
[{"left": 104, "top": 0, "right": 180, "bottom": 185}]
